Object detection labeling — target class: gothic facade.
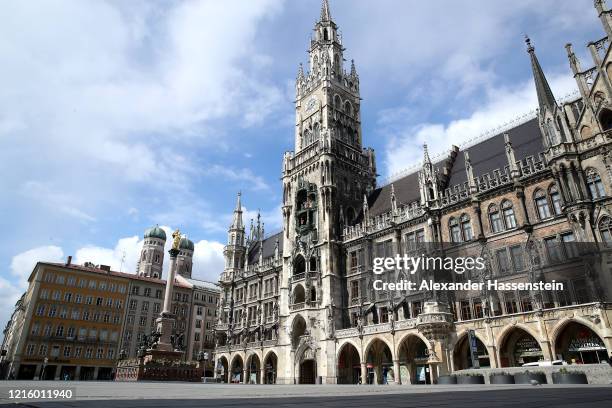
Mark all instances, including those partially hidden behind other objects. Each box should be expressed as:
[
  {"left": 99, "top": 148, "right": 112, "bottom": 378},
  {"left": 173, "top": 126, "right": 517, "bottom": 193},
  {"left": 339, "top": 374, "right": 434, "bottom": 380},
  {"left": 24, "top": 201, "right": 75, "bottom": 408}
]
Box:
[{"left": 214, "top": 0, "right": 612, "bottom": 385}]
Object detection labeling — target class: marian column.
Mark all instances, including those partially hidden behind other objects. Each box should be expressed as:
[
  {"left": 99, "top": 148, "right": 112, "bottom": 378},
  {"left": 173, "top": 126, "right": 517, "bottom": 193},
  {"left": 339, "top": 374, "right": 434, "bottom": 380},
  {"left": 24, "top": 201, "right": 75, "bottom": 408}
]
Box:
[{"left": 155, "top": 228, "right": 182, "bottom": 352}]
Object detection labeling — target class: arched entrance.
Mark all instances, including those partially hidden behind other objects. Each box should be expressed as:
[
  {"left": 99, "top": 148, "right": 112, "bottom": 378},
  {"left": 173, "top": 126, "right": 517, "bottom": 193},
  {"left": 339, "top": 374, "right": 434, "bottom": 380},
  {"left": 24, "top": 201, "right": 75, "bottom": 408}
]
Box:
[
  {"left": 337, "top": 342, "right": 360, "bottom": 384},
  {"left": 263, "top": 352, "right": 277, "bottom": 384},
  {"left": 217, "top": 356, "right": 229, "bottom": 383},
  {"left": 230, "top": 355, "right": 244, "bottom": 384},
  {"left": 246, "top": 354, "right": 261, "bottom": 384},
  {"left": 365, "top": 338, "right": 393, "bottom": 384},
  {"left": 398, "top": 335, "right": 431, "bottom": 384},
  {"left": 453, "top": 333, "right": 490, "bottom": 370},
  {"left": 499, "top": 328, "right": 542, "bottom": 367},
  {"left": 299, "top": 358, "right": 316, "bottom": 384},
  {"left": 554, "top": 321, "right": 608, "bottom": 364}
]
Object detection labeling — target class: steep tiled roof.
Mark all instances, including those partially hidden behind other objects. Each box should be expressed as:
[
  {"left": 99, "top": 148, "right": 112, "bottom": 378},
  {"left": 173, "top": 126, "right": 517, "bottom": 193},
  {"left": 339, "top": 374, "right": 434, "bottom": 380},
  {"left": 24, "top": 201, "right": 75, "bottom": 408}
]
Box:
[
  {"left": 247, "top": 231, "right": 283, "bottom": 265},
  {"left": 446, "top": 118, "right": 543, "bottom": 187},
  {"left": 362, "top": 117, "right": 544, "bottom": 219}
]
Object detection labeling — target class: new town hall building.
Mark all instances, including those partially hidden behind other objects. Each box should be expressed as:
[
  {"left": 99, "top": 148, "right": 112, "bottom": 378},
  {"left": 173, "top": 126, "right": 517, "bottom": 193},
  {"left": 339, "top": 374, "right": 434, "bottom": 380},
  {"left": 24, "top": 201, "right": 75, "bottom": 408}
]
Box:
[{"left": 214, "top": 0, "right": 612, "bottom": 385}]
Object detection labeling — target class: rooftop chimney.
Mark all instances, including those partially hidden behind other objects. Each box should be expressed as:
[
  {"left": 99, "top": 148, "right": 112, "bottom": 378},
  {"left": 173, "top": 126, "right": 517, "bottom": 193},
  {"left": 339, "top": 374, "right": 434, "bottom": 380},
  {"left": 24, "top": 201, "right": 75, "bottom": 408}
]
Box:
[{"left": 65, "top": 255, "right": 72, "bottom": 266}]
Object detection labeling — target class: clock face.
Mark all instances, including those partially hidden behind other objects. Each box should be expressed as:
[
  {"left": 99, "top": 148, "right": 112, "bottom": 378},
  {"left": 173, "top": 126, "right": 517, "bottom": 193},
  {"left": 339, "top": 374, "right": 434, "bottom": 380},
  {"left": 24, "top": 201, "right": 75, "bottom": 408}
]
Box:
[{"left": 305, "top": 97, "right": 318, "bottom": 113}]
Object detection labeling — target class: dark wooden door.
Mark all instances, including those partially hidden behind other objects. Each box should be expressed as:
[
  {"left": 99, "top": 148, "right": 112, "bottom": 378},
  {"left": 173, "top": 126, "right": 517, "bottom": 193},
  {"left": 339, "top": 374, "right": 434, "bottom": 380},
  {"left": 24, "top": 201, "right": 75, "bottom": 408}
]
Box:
[{"left": 299, "top": 360, "right": 316, "bottom": 384}]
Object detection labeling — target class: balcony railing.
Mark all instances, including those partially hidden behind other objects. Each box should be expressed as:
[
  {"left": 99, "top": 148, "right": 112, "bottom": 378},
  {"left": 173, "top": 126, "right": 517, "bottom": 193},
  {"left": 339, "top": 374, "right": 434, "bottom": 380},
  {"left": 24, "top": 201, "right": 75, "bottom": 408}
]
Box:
[{"left": 289, "top": 301, "right": 316, "bottom": 311}]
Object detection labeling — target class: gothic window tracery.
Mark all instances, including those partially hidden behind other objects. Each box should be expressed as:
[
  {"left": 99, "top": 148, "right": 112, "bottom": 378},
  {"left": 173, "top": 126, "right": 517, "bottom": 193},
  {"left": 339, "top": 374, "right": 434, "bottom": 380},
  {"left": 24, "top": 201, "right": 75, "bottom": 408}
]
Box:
[
  {"left": 501, "top": 200, "right": 517, "bottom": 229},
  {"left": 586, "top": 169, "right": 606, "bottom": 199},
  {"left": 534, "top": 189, "right": 551, "bottom": 220},
  {"left": 549, "top": 184, "right": 562, "bottom": 215},
  {"left": 449, "top": 217, "right": 461, "bottom": 243},
  {"left": 460, "top": 214, "right": 473, "bottom": 241},
  {"left": 488, "top": 204, "right": 503, "bottom": 233},
  {"left": 599, "top": 216, "right": 612, "bottom": 244},
  {"left": 344, "top": 101, "right": 352, "bottom": 116}
]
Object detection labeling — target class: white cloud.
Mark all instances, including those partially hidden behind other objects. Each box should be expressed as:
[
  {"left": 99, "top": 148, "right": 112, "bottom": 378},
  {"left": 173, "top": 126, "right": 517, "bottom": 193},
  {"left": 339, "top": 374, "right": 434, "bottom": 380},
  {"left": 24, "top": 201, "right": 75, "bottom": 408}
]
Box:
[
  {"left": 20, "top": 181, "right": 97, "bottom": 223},
  {"left": 74, "top": 235, "right": 144, "bottom": 274},
  {"left": 10, "top": 245, "right": 65, "bottom": 281},
  {"left": 192, "top": 240, "right": 226, "bottom": 282},
  {"left": 383, "top": 72, "right": 578, "bottom": 177},
  {"left": 0, "top": 0, "right": 285, "bottom": 236},
  {"left": 1, "top": 245, "right": 65, "bottom": 343},
  {"left": 208, "top": 165, "right": 271, "bottom": 191}
]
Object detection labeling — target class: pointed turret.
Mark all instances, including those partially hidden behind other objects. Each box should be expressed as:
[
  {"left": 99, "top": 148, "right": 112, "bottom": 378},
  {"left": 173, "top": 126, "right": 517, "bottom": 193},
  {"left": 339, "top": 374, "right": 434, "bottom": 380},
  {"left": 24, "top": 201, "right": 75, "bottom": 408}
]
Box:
[
  {"left": 231, "top": 192, "right": 244, "bottom": 230},
  {"left": 362, "top": 194, "right": 370, "bottom": 227},
  {"left": 320, "top": 0, "right": 331, "bottom": 22},
  {"left": 419, "top": 144, "right": 439, "bottom": 206},
  {"left": 223, "top": 192, "right": 247, "bottom": 283},
  {"left": 422, "top": 143, "right": 434, "bottom": 178},
  {"left": 504, "top": 133, "right": 519, "bottom": 178},
  {"left": 350, "top": 59, "right": 357, "bottom": 76},
  {"left": 595, "top": 0, "right": 612, "bottom": 37},
  {"left": 526, "top": 36, "right": 557, "bottom": 114},
  {"left": 390, "top": 183, "right": 397, "bottom": 214},
  {"left": 464, "top": 151, "right": 476, "bottom": 193},
  {"left": 297, "top": 63, "right": 305, "bottom": 81}
]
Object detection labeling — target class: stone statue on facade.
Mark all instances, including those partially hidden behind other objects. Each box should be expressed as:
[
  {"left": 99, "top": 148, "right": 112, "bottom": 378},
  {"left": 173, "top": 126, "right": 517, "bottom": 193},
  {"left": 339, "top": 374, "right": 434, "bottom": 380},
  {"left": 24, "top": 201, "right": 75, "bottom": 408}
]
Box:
[
  {"left": 273, "top": 301, "right": 279, "bottom": 321},
  {"left": 326, "top": 301, "right": 335, "bottom": 339}
]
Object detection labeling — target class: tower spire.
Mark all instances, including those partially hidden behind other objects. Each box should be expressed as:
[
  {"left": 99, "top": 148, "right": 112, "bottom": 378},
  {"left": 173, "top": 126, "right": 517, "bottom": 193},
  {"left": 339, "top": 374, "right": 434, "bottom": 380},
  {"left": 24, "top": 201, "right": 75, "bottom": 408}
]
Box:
[
  {"left": 320, "top": 0, "right": 331, "bottom": 22},
  {"left": 423, "top": 143, "right": 431, "bottom": 165},
  {"left": 231, "top": 192, "right": 244, "bottom": 230},
  {"left": 525, "top": 35, "right": 557, "bottom": 113}
]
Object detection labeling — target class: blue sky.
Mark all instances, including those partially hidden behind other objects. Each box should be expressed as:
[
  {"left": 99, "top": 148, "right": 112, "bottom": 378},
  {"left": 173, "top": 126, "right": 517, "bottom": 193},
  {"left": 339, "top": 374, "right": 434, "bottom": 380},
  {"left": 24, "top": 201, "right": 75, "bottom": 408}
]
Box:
[{"left": 0, "top": 0, "right": 604, "bottom": 327}]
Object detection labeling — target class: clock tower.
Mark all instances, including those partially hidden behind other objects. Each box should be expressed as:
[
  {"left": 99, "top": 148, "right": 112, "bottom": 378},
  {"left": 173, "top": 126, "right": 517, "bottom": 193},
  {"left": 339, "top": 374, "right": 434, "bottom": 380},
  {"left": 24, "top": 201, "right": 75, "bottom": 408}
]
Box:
[{"left": 278, "top": 0, "right": 376, "bottom": 384}]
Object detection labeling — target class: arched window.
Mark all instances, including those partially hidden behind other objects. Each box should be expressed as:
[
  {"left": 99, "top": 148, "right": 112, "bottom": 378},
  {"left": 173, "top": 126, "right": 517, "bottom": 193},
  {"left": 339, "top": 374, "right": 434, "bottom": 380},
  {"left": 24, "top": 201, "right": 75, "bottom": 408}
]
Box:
[
  {"left": 599, "top": 108, "right": 612, "bottom": 131},
  {"left": 344, "top": 101, "right": 352, "bottom": 116},
  {"left": 293, "top": 256, "right": 306, "bottom": 276},
  {"left": 460, "top": 214, "right": 473, "bottom": 241},
  {"left": 501, "top": 200, "right": 516, "bottom": 229},
  {"left": 346, "top": 207, "right": 355, "bottom": 223},
  {"left": 309, "top": 257, "right": 317, "bottom": 272},
  {"left": 586, "top": 169, "right": 606, "bottom": 199},
  {"left": 534, "top": 189, "right": 551, "bottom": 220},
  {"left": 549, "top": 185, "right": 562, "bottom": 215},
  {"left": 489, "top": 204, "right": 502, "bottom": 233},
  {"left": 449, "top": 217, "right": 461, "bottom": 243},
  {"left": 334, "top": 95, "right": 341, "bottom": 108},
  {"left": 599, "top": 216, "right": 612, "bottom": 245},
  {"left": 303, "top": 129, "right": 311, "bottom": 146}
]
